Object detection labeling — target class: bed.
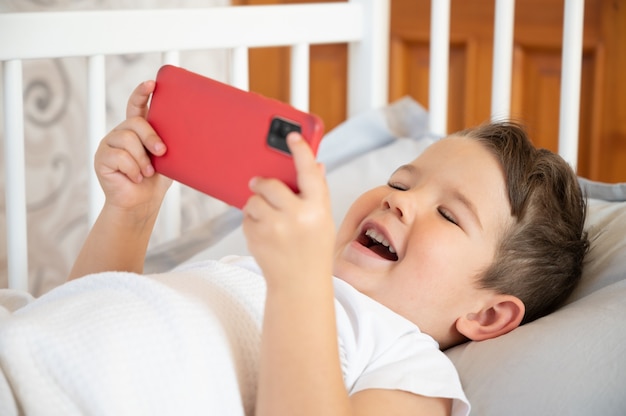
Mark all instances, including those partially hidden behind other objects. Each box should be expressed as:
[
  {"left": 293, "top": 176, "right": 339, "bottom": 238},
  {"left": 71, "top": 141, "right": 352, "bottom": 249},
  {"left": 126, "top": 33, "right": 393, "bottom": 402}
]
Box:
[{"left": 1, "top": 0, "right": 625, "bottom": 415}]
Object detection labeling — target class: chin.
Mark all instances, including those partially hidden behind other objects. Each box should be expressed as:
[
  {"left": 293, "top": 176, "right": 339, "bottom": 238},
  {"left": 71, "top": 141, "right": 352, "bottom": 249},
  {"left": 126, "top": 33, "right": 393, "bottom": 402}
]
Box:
[
  {"left": 332, "top": 256, "right": 349, "bottom": 280},
  {"left": 332, "top": 256, "right": 358, "bottom": 283},
  {"left": 332, "top": 256, "right": 374, "bottom": 292}
]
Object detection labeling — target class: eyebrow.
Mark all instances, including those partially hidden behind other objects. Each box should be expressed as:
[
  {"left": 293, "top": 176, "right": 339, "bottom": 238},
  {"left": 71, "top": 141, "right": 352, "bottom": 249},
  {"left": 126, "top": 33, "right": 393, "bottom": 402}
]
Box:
[{"left": 393, "top": 164, "right": 483, "bottom": 230}]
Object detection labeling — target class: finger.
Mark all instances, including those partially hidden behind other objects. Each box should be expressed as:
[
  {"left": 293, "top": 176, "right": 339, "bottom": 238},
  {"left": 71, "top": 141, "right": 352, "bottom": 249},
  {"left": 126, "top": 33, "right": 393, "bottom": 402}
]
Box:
[
  {"left": 120, "top": 116, "right": 166, "bottom": 157},
  {"left": 106, "top": 127, "right": 156, "bottom": 178},
  {"left": 114, "top": 115, "right": 165, "bottom": 162},
  {"left": 243, "top": 192, "right": 278, "bottom": 222},
  {"left": 287, "top": 132, "right": 326, "bottom": 198},
  {"left": 247, "top": 176, "right": 293, "bottom": 210},
  {"left": 97, "top": 143, "right": 145, "bottom": 184},
  {"left": 126, "top": 80, "right": 155, "bottom": 119}
]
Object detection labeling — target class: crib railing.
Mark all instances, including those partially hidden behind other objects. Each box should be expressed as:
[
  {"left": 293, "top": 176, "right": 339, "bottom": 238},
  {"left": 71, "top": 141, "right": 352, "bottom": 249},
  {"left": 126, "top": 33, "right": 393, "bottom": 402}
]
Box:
[
  {"left": 428, "top": 0, "right": 585, "bottom": 171},
  {"left": 0, "top": 0, "right": 586, "bottom": 293},
  {"left": 0, "top": 0, "right": 390, "bottom": 292}
]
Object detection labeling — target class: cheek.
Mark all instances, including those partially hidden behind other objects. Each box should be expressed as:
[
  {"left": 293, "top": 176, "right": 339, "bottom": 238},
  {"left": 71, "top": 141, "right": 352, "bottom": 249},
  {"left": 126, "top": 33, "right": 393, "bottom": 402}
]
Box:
[
  {"left": 421, "top": 239, "right": 493, "bottom": 289},
  {"left": 402, "top": 228, "right": 484, "bottom": 287},
  {"left": 335, "top": 188, "right": 385, "bottom": 247}
]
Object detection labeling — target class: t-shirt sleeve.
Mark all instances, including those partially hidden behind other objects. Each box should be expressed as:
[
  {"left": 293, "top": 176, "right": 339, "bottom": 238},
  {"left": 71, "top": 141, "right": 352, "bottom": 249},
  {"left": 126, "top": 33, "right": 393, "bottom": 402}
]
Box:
[{"left": 351, "top": 331, "right": 471, "bottom": 416}]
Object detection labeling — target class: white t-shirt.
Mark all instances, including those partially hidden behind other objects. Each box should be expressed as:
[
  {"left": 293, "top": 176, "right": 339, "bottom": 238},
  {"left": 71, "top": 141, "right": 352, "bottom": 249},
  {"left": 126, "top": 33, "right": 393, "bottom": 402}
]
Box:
[{"left": 224, "top": 255, "right": 470, "bottom": 416}]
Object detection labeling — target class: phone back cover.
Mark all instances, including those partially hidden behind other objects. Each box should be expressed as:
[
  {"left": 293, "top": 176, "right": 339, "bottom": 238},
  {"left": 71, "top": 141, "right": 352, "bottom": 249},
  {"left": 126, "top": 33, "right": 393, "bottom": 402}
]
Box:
[{"left": 147, "top": 65, "right": 324, "bottom": 208}]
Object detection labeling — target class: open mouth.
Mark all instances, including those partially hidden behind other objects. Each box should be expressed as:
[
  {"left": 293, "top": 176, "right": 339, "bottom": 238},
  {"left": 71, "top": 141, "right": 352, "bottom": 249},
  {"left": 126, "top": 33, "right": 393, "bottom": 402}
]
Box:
[{"left": 357, "top": 228, "right": 398, "bottom": 261}]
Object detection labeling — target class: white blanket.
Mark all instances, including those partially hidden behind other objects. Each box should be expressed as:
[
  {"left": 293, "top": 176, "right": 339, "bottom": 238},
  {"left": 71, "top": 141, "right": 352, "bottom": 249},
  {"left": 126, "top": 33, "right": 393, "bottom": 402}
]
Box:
[{"left": 0, "top": 260, "right": 266, "bottom": 416}]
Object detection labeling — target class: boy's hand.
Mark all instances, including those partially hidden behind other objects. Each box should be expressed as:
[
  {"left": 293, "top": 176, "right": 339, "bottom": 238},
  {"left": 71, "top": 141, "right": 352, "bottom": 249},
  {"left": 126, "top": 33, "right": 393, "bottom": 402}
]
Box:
[
  {"left": 246, "top": 134, "right": 346, "bottom": 416},
  {"left": 95, "top": 81, "right": 172, "bottom": 212},
  {"left": 70, "top": 81, "right": 171, "bottom": 279},
  {"left": 243, "top": 133, "right": 335, "bottom": 289}
]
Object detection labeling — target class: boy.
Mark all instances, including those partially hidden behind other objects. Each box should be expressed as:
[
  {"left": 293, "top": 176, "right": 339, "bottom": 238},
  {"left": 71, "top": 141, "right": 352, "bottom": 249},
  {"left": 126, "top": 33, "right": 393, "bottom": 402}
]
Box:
[{"left": 7, "top": 81, "right": 588, "bottom": 416}]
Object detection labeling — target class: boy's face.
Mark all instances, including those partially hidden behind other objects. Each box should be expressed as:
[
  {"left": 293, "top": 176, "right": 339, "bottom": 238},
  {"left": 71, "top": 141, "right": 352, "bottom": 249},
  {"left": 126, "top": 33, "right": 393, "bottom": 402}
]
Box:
[{"left": 333, "top": 135, "right": 513, "bottom": 347}]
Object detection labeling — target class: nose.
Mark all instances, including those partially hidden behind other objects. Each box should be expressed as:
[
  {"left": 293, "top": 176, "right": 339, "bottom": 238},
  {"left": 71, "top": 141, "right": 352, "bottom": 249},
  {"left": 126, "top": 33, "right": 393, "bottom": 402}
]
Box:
[{"left": 383, "top": 188, "right": 415, "bottom": 220}]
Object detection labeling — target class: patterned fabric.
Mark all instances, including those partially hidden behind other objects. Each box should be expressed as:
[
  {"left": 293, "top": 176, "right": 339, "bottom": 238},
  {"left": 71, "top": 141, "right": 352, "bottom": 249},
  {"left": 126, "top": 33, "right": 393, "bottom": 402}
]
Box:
[{"left": 0, "top": 0, "right": 230, "bottom": 295}]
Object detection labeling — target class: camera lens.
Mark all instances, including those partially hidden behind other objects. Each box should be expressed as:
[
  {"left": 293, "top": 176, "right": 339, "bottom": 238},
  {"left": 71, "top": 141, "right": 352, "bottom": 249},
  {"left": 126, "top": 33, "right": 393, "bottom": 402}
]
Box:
[
  {"left": 281, "top": 124, "right": 294, "bottom": 136},
  {"left": 267, "top": 117, "right": 301, "bottom": 154}
]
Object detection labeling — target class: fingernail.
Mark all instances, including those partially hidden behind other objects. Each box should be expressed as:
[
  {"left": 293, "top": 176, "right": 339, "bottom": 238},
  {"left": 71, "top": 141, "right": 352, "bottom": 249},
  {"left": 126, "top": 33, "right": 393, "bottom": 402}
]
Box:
[
  {"left": 248, "top": 177, "right": 257, "bottom": 188},
  {"left": 154, "top": 142, "right": 165, "bottom": 154},
  {"left": 287, "top": 132, "right": 302, "bottom": 142},
  {"left": 145, "top": 164, "right": 154, "bottom": 176}
]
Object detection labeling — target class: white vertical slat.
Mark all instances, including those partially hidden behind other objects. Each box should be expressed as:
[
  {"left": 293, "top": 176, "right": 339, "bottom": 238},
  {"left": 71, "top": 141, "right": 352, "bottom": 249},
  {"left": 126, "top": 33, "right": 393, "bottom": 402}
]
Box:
[
  {"left": 87, "top": 55, "right": 106, "bottom": 225},
  {"left": 558, "top": 0, "right": 585, "bottom": 169},
  {"left": 429, "top": 0, "right": 451, "bottom": 137},
  {"left": 163, "top": 50, "right": 180, "bottom": 66},
  {"left": 231, "top": 46, "right": 249, "bottom": 91},
  {"left": 290, "top": 43, "right": 310, "bottom": 111},
  {"left": 491, "top": 0, "right": 516, "bottom": 121},
  {"left": 159, "top": 51, "right": 182, "bottom": 241},
  {"left": 3, "top": 60, "right": 29, "bottom": 291},
  {"left": 348, "top": 0, "right": 390, "bottom": 117}
]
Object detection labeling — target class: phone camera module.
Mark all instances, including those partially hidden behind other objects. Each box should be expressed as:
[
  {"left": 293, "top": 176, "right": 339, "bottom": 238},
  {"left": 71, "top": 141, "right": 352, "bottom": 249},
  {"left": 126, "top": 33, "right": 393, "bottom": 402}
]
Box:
[{"left": 267, "top": 117, "right": 301, "bottom": 154}]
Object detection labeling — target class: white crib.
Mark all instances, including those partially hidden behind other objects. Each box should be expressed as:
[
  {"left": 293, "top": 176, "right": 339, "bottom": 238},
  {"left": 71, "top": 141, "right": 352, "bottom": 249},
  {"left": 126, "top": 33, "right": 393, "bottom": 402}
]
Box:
[
  {"left": 3, "top": 2, "right": 626, "bottom": 416},
  {"left": 0, "top": 0, "right": 584, "bottom": 293},
  {"left": 1, "top": 0, "right": 391, "bottom": 292}
]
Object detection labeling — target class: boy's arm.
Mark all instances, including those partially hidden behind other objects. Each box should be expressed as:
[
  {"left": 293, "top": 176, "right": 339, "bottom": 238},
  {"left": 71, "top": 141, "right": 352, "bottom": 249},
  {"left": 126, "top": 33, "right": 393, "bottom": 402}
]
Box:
[
  {"left": 243, "top": 135, "right": 451, "bottom": 416},
  {"left": 68, "top": 198, "right": 162, "bottom": 279},
  {"left": 69, "top": 81, "right": 171, "bottom": 279},
  {"left": 244, "top": 134, "right": 450, "bottom": 416},
  {"left": 244, "top": 133, "right": 349, "bottom": 414}
]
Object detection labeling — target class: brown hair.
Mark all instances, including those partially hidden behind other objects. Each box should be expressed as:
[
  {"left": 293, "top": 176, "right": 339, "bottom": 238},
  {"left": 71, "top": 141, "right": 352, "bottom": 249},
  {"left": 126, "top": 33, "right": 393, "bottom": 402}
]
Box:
[{"left": 458, "top": 121, "right": 589, "bottom": 324}]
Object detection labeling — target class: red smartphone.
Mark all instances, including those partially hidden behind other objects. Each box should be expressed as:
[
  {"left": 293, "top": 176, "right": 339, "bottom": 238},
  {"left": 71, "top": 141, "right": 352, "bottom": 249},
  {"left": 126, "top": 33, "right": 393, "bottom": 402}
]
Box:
[{"left": 146, "top": 65, "right": 324, "bottom": 208}]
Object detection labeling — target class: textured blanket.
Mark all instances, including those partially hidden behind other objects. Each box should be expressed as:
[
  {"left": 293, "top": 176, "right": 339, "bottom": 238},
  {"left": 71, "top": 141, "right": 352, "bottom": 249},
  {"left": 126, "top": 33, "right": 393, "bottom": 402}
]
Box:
[{"left": 0, "top": 260, "right": 266, "bottom": 416}]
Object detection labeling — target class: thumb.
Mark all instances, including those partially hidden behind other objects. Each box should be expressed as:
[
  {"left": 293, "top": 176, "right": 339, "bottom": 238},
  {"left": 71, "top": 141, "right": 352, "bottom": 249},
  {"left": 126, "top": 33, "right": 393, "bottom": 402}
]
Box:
[
  {"left": 126, "top": 80, "right": 155, "bottom": 119},
  {"left": 287, "top": 132, "right": 326, "bottom": 199}
]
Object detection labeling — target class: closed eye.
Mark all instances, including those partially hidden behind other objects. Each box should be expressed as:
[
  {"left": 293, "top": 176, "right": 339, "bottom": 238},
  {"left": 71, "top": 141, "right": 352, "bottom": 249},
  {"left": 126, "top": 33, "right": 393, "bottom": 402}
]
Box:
[
  {"left": 387, "top": 165, "right": 415, "bottom": 191},
  {"left": 387, "top": 181, "right": 408, "bottom": 191},
  {"left": 438, "top": 207, "right": 459, "bottom": 226}
]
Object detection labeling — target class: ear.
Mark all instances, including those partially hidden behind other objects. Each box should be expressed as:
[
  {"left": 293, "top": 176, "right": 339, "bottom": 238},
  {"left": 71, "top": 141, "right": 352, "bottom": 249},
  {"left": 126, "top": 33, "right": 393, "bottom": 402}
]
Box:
[{"left": 456, "top": 295, "right": 525, "bottom": 342}]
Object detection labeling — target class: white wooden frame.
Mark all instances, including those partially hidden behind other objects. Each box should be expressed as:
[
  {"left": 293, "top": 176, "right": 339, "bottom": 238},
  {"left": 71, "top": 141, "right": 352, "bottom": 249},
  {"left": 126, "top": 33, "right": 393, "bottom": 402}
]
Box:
[{"left": 0, "top": 0, "right": 390, "bottom": 292}]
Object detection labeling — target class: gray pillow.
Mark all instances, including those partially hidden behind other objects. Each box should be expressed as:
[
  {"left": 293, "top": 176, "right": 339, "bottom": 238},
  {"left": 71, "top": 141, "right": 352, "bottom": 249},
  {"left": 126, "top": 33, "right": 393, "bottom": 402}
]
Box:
[
  {"left": 446, "top": 195, "right": 626, "bottom": 416},
  {"left": 189, "top": 98, "right": 626, "bottom": 416},
  {"left": 321, "top": 102, "right": 626, "bottom": 415}
]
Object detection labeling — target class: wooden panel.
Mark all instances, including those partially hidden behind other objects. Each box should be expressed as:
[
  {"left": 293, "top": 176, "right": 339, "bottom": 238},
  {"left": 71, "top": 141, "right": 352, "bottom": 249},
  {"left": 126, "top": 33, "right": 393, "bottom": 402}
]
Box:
[
  {"left": 389, "top": 39, "right": 484, "bottom": 134},
  {"left": 390, "top": 0, "right": 496, "bottom": 133},
  {"left": 597, "top": 0, "right": 626, "bottom": 182},
  {"left": 309, "top": 44, "right": 348, "bottom": 130},
  {"left": 389, "top": 40, "right": 429, "bottom": 110},
  {"left": 515, "top": 48, "right": 562, "bottom": 152},
  {"left": 577, "top": 47, "right": 603, "bottom": 178},
  {"left": 447, "top": 44, "right": 469, "bottom": 133},
  {"left": 248, "top": 46, "right": 290, "bottom": 101},
  {"left": 238, "top": 0, "right": 626, "bottom": 182},
  {"left": 234, "top": 0, "right": 347, "bottom": 132},
  {"left": 390, "top": 0, "right": 625, "bottom": 182},
  {"left": 247, "top": 44, "right": 348, "bottom": 131}
]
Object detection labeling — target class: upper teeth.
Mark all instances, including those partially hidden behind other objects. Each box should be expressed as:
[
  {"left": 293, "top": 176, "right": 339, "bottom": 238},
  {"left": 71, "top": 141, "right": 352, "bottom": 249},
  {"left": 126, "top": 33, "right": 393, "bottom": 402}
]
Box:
[{"left": 365, "top": 229, "right": 396, "bottom": 254}]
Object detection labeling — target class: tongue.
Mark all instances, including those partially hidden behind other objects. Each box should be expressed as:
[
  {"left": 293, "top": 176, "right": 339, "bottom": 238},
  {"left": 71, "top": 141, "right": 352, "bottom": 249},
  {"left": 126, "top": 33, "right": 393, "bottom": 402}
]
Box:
[{"left": 368, "top": 243, "right": 398, "bottom": 261}]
